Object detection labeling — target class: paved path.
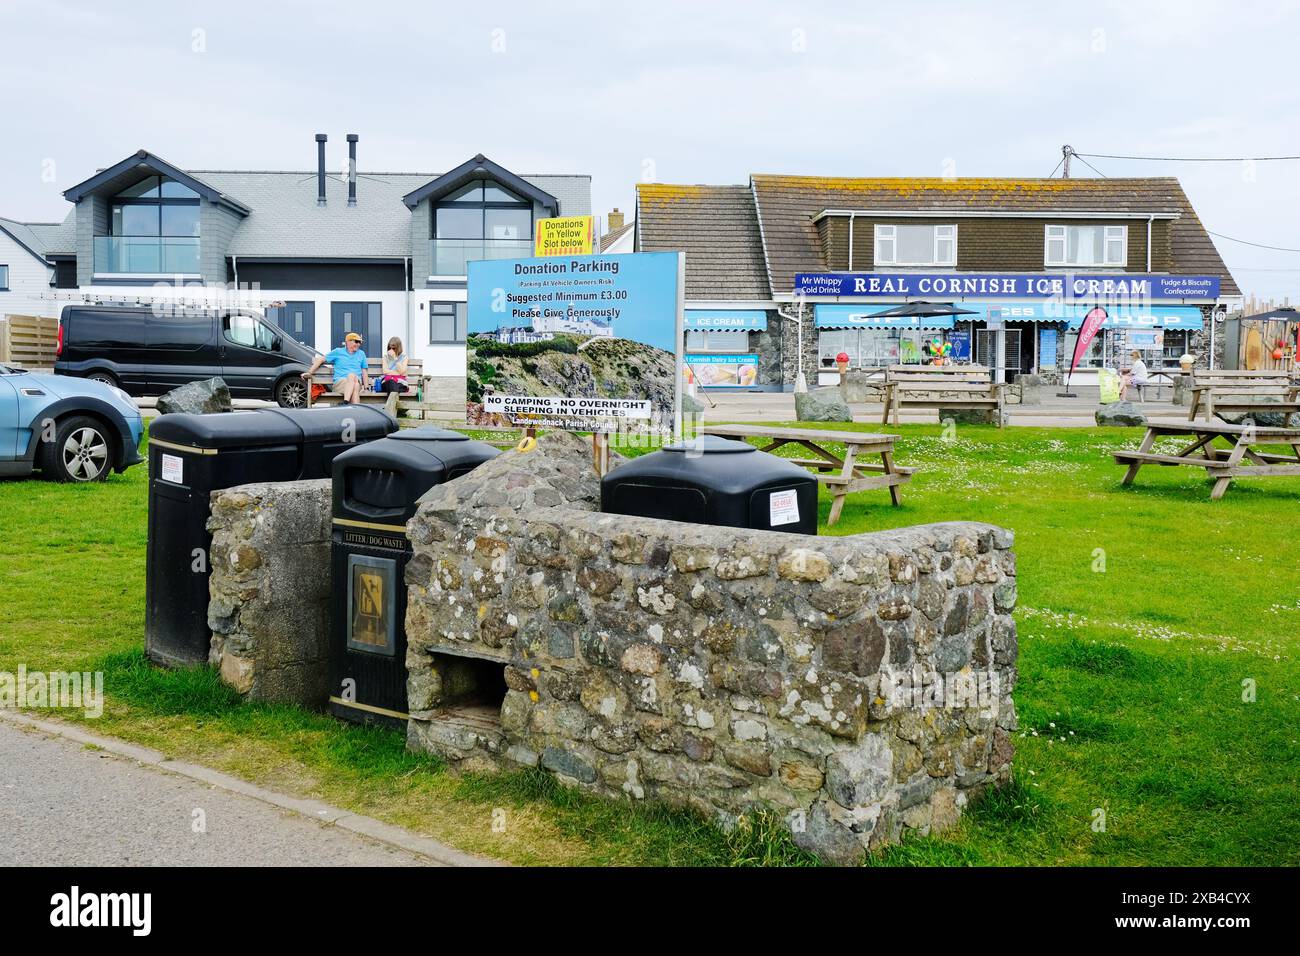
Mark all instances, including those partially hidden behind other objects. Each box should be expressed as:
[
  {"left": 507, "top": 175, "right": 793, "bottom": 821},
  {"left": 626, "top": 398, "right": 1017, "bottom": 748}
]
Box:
[{"left": 0, "top": 714, "right": 493, "bottom": 867}]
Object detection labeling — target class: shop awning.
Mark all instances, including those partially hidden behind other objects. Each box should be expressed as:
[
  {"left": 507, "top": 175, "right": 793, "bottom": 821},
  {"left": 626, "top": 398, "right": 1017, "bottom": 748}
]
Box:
[
  {"left": 684, "top": 309, "right": 767, "bottom": 331},
  {"left": 815, "top": 305, "right": 955, "bottom": 330},
  {"left": 1063, "top": 306, "right": 1203, "bottom": 331}
]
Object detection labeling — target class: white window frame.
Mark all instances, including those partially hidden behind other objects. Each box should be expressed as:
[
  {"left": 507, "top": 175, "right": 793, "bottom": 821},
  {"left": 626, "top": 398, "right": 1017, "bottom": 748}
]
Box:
[
  {"left": 873, "top": 223, "right": 957, "bottom": 267},
  {"left": 0, "top": 264, "right": 8, "bottom": 291},
  {"left": 1045, "top": 224, "right": 1128, "bottom": 268}
]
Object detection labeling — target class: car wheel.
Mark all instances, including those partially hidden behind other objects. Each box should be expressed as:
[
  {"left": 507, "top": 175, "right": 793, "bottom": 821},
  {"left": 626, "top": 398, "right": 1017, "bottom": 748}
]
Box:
[
  {"left": 86, "top": 370, "right": 120, "bottom": 388},
  {"left": 276, "top": 376, "right": 309, "bottom": 408},
  {"left": 38, "top": 415, "right": 114, "bottom": 483}
]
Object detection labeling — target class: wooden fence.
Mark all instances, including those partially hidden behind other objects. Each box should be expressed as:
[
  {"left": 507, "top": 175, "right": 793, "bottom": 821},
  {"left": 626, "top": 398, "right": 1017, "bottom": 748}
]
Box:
[{"left": 0, "top": 314, "right": 59, "bottom": 369}]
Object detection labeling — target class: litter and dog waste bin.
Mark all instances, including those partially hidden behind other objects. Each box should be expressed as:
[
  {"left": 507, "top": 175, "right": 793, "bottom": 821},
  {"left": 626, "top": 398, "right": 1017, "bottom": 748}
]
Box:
[
  {"left": 145, "top": 406, "right": 397, "bottom": 667},
  {"left": 328, "top": 426, "right": 500, "bottom": 728},
  {"left": 600, "top": 435, "right": 818, "bottom": 535}
]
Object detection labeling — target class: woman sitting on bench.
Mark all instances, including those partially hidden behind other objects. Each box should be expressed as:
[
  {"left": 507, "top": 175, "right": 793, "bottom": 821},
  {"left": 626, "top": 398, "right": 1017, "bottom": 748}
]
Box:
[
  {"left": 1122, "top": 350, "right": 1149, "bottom": 401},
  {"left": 379, "top": 337, "right": 408, "bottom": 395}
]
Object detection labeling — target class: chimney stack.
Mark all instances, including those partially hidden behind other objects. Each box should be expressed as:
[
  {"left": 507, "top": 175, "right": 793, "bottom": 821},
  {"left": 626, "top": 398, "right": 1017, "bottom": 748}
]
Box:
[
  {"left": 607, "top": 208, "right": 625, "bottom": 232},
  {"left": 346, "top": 134, "right": 358, "bottom": 207},
  {"left": 315, "top": 133, "right": 327, "bottom": 206}
]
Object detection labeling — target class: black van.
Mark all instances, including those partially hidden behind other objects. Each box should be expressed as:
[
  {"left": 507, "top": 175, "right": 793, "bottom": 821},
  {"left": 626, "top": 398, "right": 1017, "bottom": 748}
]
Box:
[{"left": 55, "top": 305, "right": 318, "bottom": 407}]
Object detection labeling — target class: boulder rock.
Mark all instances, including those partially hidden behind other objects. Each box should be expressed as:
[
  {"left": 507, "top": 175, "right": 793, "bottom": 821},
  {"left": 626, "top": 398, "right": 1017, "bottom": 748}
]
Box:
[
  {"left": 1095, "top": 401, "right": 1146, "bottom": 427},
  {"left": 1217, "top": 400, "right": 1300, "bottom": 429},
  {"left": 157, "top": 377, "right": 233, "bottom": 415},
  {"left": 795, "top": 387, "right": 853, "bottom": 423}
]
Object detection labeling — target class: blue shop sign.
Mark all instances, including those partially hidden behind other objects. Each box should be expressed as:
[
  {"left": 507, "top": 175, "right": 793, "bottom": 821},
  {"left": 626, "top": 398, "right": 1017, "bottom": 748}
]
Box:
[
  {"left": 795, "top": 272, "right": 1221, "bottom": 301},
  {"left": 685, "top": 309, "right": 767, "bottom": 331}
]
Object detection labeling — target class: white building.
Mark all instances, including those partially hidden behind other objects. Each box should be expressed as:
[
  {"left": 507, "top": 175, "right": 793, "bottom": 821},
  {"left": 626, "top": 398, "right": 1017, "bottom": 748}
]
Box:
[{"left": 18, "top": 140, "right": 591, "bottom": 393}]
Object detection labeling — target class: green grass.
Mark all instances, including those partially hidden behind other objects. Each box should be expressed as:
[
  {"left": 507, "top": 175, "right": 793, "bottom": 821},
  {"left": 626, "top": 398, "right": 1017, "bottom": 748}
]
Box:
[{"left": 1, "top": 422, "right": 1297, "bottom": 865}]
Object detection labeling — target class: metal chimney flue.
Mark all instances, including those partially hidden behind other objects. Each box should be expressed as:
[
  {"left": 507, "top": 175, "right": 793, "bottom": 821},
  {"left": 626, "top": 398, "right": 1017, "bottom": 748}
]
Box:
[
  {"left": 315, "top": 133, "right": 328, "bottom": 206},
  {"left": 346, "top": 134, "right": 358, "bottom": 206}
]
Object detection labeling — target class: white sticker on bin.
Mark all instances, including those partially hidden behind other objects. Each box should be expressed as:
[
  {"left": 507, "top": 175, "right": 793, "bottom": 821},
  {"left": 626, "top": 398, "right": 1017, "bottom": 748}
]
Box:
[
  {"left": 769, "top": 489, "right": 799, "bottom": 527},
  {"left": 160, "top": 453, "right": 184, "bottom": 485}
]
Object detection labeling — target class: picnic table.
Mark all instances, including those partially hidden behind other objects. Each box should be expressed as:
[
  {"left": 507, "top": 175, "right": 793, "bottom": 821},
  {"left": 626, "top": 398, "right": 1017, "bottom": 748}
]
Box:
[
  {"left": 1112, "top": 418, "right": 1300, "bottom": 500},
  {"left": 701, "top": 424, "right": 913, "bottom": 525}
]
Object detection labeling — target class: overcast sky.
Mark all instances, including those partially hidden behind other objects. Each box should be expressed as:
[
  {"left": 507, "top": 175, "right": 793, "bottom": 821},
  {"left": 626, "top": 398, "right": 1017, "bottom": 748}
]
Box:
[{"left": 1, "top": 0, "right": 1297, "bottom": 300}]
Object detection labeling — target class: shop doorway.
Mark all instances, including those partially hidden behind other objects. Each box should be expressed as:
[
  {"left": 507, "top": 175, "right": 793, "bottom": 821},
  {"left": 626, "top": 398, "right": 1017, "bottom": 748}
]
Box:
[{"left": 975, "top": 328, "right": 1022, "bottom": 383}]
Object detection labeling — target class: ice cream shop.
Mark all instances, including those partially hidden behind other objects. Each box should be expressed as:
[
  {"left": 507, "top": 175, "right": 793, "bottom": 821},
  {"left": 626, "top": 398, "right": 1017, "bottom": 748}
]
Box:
[
  {"left": 804, "top": 275, "right": 1223, "bottom": 387},
  {"left": 637, "top": 174, "right": 1242, "bottom": 391},
  {"left": 683, "top": 309, "right": 767, "bottom": 389}
]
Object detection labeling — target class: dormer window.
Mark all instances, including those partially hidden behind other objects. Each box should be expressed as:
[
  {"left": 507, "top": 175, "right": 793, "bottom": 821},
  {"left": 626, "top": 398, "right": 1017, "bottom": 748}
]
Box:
[
  {"left": 430, "top": 178, "right": 533, "bottom": 274},
  {"left": 432, "top": 179, "right": 532, "bottom": 243},
  {"left": 874, "top": 223, "right": 956, "bottom": 267},
  {"left": 1045, "top": 224, "right": 1126, "bottom": 268},
  {"left": 110, "top": 175, "right": 200, "bottom": 238}
]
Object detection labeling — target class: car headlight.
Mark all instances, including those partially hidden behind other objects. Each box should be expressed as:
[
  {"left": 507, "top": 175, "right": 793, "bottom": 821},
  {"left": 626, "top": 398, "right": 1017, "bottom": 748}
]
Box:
[{"left": 109, "top": 386, "right": 134, "bottom": 406}]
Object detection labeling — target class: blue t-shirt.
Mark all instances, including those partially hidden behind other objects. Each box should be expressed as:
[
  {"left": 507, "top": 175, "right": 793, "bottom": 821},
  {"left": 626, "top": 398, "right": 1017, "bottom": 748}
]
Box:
[{"left": 325, "top": 347, "right": 368, "bottom": 383}]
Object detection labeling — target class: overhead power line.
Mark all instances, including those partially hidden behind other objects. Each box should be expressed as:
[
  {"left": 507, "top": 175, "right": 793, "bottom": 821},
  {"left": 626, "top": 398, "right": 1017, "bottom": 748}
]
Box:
[
  {"left": 1208, "top": 231, "right": 1300, "bottom": 253},
  {"left": 1076, "top": 151, "right": 1300, "bottom": 163}
]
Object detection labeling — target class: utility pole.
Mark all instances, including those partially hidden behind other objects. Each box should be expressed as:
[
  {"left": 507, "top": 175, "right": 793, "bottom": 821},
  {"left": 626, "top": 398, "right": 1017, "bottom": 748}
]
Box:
[{"left": 1062, "top": 144, "right": 1073, "bottom": 178}]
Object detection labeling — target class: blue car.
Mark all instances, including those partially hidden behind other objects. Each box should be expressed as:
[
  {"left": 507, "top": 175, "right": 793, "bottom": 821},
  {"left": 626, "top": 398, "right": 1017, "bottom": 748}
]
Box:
[{"left": 0, "top": 362, "right": 144, "bottom": 482}]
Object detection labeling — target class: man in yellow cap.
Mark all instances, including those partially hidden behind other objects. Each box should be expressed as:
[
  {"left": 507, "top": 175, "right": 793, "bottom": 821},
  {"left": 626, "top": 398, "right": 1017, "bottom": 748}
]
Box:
[{"left": 303, "top": 332, "right": 369, "bottom": 403}]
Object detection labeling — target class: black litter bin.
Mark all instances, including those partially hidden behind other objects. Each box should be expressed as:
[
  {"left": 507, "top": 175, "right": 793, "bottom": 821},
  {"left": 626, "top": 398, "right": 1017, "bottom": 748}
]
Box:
[
  {"left": 145, "top": 406, "right": 397, "bottom": 667},
  {"left": 601, "top": 435, "right": 818, "bottom": 535},
  {"left": 328, "top": 426, "right": 500, "bottom": 728}
]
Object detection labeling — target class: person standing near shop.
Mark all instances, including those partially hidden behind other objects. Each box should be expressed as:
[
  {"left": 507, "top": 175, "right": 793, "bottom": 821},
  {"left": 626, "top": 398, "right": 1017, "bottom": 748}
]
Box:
[{"left": 302, "top": 332, "right": 369, "bottom": 403}]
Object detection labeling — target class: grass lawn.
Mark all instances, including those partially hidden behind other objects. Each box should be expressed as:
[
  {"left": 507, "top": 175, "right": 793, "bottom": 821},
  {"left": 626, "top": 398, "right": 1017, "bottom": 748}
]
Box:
[{"left": 0, "top": 422, "right": 1296, "bottom": 866}]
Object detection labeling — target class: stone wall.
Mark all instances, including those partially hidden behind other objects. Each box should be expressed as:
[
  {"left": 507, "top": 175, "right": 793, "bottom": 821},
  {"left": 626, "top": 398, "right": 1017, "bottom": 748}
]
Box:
[
  {"left": 404, "top": 435, "right": 1018, "bottom": 864},
  {"left": 207, "top": 479, "right": 333, "bottom": 706}
]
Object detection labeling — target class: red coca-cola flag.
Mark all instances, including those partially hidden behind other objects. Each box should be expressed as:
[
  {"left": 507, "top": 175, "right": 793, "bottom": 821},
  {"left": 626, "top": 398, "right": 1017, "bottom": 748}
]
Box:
[{"left": 1070, "top": 306, "right": 1109, "bottom": 377}]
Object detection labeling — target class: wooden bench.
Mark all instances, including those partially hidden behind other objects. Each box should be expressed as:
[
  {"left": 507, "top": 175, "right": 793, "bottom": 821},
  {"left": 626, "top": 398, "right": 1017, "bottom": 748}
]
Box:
[
  {"left": 881, "top": 366, "right": 1003, "bottom": 426},
  {"left": 1187, "top": 370, "right": 1298, "bottom": 421},
  {"left": 308, "top": 358, "right": 426, "bottom": 414},
  {"left": 1113, "top": 418, "right": 1300, "bottom": 500},
  {"left": 702, "top": 424, "right": 914, "bottom": 525}
]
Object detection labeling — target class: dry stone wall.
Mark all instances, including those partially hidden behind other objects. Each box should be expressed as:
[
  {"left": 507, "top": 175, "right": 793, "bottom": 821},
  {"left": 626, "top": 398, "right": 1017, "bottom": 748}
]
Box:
[{"left": 404, "top": 435, "right": 1018, "bottom": 864}]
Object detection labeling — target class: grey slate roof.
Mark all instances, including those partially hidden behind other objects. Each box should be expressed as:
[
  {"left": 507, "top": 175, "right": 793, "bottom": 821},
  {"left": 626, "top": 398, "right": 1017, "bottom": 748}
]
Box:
[
  {"left": 190, "top": 170, "right": 589, "bottom": 258},
  {"left": 0, "top": 216, "right": 55, "bottom": 263},
  {"left": 636, "top": 184, "right": 771, "bottom": 300},
  {"left": 19, "top": 159, "right": 590, "bottom": 263}
]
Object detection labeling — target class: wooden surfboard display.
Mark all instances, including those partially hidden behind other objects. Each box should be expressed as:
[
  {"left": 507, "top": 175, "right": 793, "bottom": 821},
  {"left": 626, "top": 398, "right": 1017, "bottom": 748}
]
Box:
[{"left": 1244, "top": 327, "right": 1265, "bottom": 370}]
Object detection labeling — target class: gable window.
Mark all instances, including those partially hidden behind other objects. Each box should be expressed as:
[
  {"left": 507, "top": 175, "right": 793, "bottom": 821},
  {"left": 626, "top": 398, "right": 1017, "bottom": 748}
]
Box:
[
  {"left": 431, "top": 179, "right": 532, "bottom": 275},
  {"left": 0, "top": 265, "right": 8, "bottom": 291},
  {"left": 874, "top": 224, "right": 956, "bottom": 267},
  {"left": 110, "top": 175, "right": 201, "bottom": 238},
  {"left": 430, "top": 302, "right": 467, "bottom": 344},
  {"left": 1045, "top": 224, "right": 1127, "bottom": 268}
]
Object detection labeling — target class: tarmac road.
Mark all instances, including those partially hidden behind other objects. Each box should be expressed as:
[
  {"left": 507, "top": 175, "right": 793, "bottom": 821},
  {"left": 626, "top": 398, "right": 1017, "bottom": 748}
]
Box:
[{"left": 0, "top": 719, "right": 434, "bottom": 867}]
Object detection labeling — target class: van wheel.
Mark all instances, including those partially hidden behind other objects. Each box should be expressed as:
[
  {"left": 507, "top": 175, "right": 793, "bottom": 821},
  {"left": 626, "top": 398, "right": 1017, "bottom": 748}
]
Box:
[
  {"left": 87, "top": 370, "right": 120, "bottom": 388},
  {"left": 38, "top": 416, "right": 113, "bottom": 482},
  {"left": 276, "top": 376, "right": 308, "bottom": 408}
]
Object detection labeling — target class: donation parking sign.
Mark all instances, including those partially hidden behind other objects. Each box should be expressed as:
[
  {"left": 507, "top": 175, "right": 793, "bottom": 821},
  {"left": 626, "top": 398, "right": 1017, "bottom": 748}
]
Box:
[{"left": 466, "top": 251, "right": 684, "bottom": 433}]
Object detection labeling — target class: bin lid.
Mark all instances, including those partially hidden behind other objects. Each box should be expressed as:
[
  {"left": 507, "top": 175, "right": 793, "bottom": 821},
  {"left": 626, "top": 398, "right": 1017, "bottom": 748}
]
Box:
[
  {"left": 150, "top": 410, "right": 303, "bottom": 450},
  {"left": 389, "top": 426, "right": 470, "bottom": 442},
  {"left": 661, "top": 435, "right": 756, "bottom": 454},
  {"left": 261, "top": 405, "right": 396, "bottom": 441}
]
